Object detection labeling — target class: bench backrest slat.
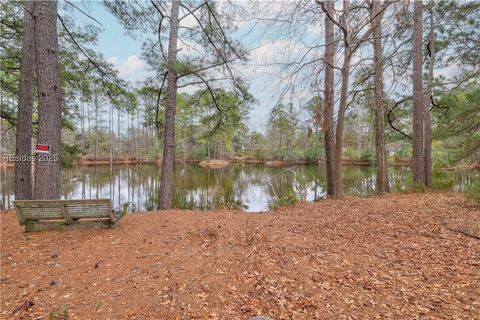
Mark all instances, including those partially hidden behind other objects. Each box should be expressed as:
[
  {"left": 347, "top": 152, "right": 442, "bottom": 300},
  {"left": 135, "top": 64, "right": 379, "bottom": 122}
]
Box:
[
  {"left": 67, "top": 204, "right": 111, "bottom": 219},
  {"left": 14, "top": 199, "right": 112, "bottom": 206},
  {"left": 13, "top": 199, "right": 113, "bottom": 224}
]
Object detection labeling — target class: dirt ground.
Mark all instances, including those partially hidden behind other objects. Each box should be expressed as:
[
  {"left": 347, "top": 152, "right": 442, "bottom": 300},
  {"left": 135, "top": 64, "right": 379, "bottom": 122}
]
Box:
[{"left": 1, "top": 192, "right": 479, "bottom": 319}]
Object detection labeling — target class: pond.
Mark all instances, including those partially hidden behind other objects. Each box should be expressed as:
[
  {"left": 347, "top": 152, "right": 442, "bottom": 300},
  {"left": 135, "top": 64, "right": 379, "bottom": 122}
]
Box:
[{"left": 1, "top": 164, "right": 478, "bottom": 212}]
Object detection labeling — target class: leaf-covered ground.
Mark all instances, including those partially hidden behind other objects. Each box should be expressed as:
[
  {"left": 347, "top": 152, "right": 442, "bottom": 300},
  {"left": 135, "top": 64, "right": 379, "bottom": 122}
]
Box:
[{"left": 1, "top": 192, "right": 479, "bottom": 319}]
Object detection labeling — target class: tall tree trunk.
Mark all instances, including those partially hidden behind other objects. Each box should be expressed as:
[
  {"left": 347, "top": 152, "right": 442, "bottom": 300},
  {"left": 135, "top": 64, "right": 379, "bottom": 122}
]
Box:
[
  {"left": 117, "top": 109, "right": 121, "bottom": 159},
  {"left": 332, "top": 0, "right": 351, "bottom": 198},
  {"left": 182, "top": 122, "right": 186, "bottom": 162},
  {"left": 15, "top": 1, "right": 36, "bottom": 200},
  {"left": 136, "top": 106, "right": 139, "bottom": 160},
  {"left": 158, "top": 0, "right": 180, "bottom": 209},
  {"left": 371, "top": 0, "right": 389, "bottom": 194},
  {"left": 320, "top": 0, "right": 392, "bottom": 196},
  {"left": 81, "top": 98, "right": 85, "bottom": 151},
  {"left": 94, "top": 90, "right": 99, "bottom": 160},
  {"left": 109, "top": 102, "right": 113, "bottom": 163},
  {"left": 126, "top": 112, "right": 130, "bottom": 158},
  {"left": 424, "top": 5, "right": 435, "bottom": 188},
  {"left": 323, "top": 0, "right": 336, "bottom": 197},
  {"left": 87, "top": 101, "right": 91, "bottom": 154},
  {"left": 412, "top": 0, "right": 425, "bottom": 185},
  {"left": 33, "top": 0, "right": 62, "bottom": 200},
  {"left": 333, "top": 52, "right": 350, "bottom": 198}
]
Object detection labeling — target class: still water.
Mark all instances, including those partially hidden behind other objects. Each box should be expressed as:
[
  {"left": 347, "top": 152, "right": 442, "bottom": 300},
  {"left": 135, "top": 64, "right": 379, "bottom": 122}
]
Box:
[{"left": 1, "top": 164, "right": 478, "bottom": 212}]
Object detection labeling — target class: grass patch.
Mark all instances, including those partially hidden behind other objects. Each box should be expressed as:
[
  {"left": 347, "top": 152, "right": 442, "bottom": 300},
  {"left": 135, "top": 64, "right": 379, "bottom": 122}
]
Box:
[
  {"left": 268, "top": 190, "right": 298, "bottom": 209},
  {"left": 465, "top": 181, "right": 480, "bottom": 203},
  {"left": 49, "top": 304, "right": 70, "bottom": 320}
]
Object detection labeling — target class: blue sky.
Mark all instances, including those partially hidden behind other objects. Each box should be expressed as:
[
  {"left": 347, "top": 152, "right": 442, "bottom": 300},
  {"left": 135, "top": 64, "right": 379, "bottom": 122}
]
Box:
[
  {"left": 66, "top": 1, "right": 149, "bottom": 82},
  {"left": 65, "top": 1, "right": 293, "bottom": 132},
  {"left": 62, "top": 1, "right": 458, "bottom": 134},
  {"left": 60, "top": 1, "right": 330, "bottom": 132},
  {"left": 69, "top": 2, "right": 138, "bottom": 62}
]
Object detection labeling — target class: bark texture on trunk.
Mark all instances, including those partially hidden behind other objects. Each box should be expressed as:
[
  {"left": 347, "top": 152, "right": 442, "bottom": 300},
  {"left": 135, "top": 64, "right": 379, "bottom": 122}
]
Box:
[
  {"left": 333, "top": 53, "right": 350, "bottom": 198},
  {"left": 94, "top": 90, "right": 99, "bottom": 160},
  {"left": 33, "top": 0, "right": 63, "bottom": 200},
  {"left": 323, "top": 0, "right": 336, "bottom": 197},
  {"left": 412, "top": 0, "right": 425, "bottom": 185},
  {"left": 332, "top": 0, "right": 351, "bottom": 198},
  {"left": 15, "top": 1, "right": 36, "bottom": 200},
  {"left": 424, "top": 7, "right": 435, "bottom": 188},
  {"left": 158, "top": 0, "right": 180, "bottom": 209},
  {"left": 371, "top": 0, "right": 389, "bottom": 194},
  {"left": 320, "top": 0, "right": 392, "bottom": 196}
]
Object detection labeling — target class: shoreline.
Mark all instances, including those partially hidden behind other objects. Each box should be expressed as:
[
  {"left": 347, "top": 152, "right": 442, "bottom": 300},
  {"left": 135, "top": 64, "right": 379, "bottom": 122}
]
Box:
[{"left": 1, "top": 158, "right": 478, "bottom": 170}]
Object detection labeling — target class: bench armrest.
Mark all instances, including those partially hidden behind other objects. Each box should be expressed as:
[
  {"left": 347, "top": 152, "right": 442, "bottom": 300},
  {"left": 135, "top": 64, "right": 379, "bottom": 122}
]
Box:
[
  {"left": 112, "top": 201, "right": 131, "bottom": 220},
  {"left": 13, "top": 205, "right": 26, "bottom": 226}
]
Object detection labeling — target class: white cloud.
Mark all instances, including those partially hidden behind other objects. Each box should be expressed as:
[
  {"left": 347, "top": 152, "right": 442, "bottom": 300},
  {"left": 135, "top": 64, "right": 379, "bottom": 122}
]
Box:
[
  {"left": 250, "top": 40, "right": 304, "bottom": 65},
  {"left": 180, "top": 13, "right": 197, "bottom": 29},
  {"left": 107, "top": 55, "right": 147, "bottom": 83},
  {"left": 106, "top": 56, "right": 119, "bottom": 65}
]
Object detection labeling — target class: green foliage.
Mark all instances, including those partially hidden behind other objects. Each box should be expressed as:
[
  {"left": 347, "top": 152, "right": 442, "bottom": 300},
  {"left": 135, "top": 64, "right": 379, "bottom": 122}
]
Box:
[
  {"left": 266, "top": 103, "right": 300, "bottom": 160},
  {"left": 189, "top": 145, "right": 209, "bottom": 159},
  {"left": 176, "top": 88, "right": 253, "bottom": 160},
  {"left": 48, "top": 304, "right": 70, "bottom": 320},
  {"left": 391, "top": 142, "right": 411, "bottom": 160},
  {"left": 268, "top": 190, "right": 298, "bottom": 209},
  {"left": 95, "top": 301, "right": 104, "bottom": 311},
  {"left": 172, "top": 189, "right": 193, "bottom": 210},
  {"left": 360, "top": 148, "right": 375, "bottom": 162},
  {"left": 465, "top": 181, "right": 480, "bottom": 203},
  {"left": 60, "top": 143, "right": 82, "bottom": 168},
  {"left": 282, "top": 150, "right": 303, "bottom": 161},
  {"left": 404, "top": 182, "right": 428, "bottom": 194},
  {"left": 433, "top": 85, "right": 480, "bottom": 163},
  {"left": 344, "top": 147, "right": 359, "bottom": 161},
  {"left": 431, "top": 142, "right": 456, "bottom": 168},
  {"left": 0, "top": 0, "right": 135, "bottom": 167},
  {"left": 303, "top": 146, "right": 324, "bottom": 162},
  {"left": 430, "top": 170, "right": 453, "bottom": 189},
  {"left": 173, "top": 61, "right": 196, "bottom": 75}
]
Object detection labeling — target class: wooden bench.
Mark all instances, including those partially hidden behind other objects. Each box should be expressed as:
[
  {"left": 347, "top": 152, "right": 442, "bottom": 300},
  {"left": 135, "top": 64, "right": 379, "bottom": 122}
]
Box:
[{"left": 13, "top": 199, "right": 130, "bottom": 232}]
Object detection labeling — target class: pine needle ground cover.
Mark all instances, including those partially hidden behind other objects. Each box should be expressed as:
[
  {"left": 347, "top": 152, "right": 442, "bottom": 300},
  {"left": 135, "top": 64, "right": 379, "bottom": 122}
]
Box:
[{"left": 1, "top": 193, "right": 479, "bottom": 319}]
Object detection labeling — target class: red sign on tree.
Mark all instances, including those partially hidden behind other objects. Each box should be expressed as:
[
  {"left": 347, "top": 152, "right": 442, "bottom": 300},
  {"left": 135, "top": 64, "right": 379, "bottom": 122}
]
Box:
[{"left": 35, "top": 144, "right": 50, "bottom": 154}]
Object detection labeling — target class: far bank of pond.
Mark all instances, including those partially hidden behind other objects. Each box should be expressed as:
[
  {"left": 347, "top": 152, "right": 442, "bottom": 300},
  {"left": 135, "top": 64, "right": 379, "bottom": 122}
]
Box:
[
  {"left": 0, "top": 157, "right": 408, "bottom": 167},
  {"left": 77, "top": 157, "right": 409, "bottom": 167},
  {"left": 2, "top": 157, "right": 478, "bottom": 169},
  {"left": 1, "top": 163, "right": 478, "bottom": 212}
]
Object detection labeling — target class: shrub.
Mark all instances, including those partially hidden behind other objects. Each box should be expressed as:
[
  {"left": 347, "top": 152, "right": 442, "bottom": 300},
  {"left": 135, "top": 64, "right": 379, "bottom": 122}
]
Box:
[
  {"left": 282, "top": 150, "right": 302, "bottom": 161},
  {"left": 465, "top": 181, "right": 480, "bottom": 203},
  {"left": 344, "top": 147, "right": 358, "bottom": 160},
  {"left": 48, "top": 304, "right": 70, "bottom": 320},
  {"left": 268, "top": 190, "right": 298, "bottom": 209},
  {"left": 361, "top": 148, "right": 375, "bottom": 161},
  {"left": 189, "top": 145, "right": 208, "bottom": 159},
  {"left": 303, "top": 145, "right": 324, "bottom": 161},
  {"left": 60, "top": 143, "right": 81, "bottom": 168},
  {"left": 172, "top": 190, "right": 193, "bottom": 210},
  {"left": 393, "top": 144, "right": 411, "bottom": 160}
]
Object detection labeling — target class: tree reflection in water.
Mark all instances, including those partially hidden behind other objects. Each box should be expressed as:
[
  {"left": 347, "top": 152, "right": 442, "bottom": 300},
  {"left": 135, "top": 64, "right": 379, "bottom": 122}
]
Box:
[{"left": 1, "top": 164, "right": 478, "bottom": 212}]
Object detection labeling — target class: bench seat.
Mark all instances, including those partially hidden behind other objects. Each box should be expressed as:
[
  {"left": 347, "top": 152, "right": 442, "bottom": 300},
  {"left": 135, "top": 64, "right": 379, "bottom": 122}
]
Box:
[{"left": 13, "top": 199, "right": 130, "bottom": 232}]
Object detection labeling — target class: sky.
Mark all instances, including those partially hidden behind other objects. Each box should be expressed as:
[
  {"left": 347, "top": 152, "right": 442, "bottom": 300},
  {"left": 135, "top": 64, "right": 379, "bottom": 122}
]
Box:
[
  {"left": 61, "top": 1, "right": 464, "bottom": 135},
  {"left": 67, "top": 2, "right": 148, "bottom": 81},
  {"left": 66, "top": 1, "right": 303, "bottom": 132}
]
